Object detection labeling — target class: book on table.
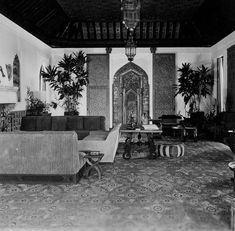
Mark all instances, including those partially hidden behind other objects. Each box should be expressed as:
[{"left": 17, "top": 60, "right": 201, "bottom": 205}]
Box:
[{"left": 142, "top": 124, "right": 159, "bottom": 130}]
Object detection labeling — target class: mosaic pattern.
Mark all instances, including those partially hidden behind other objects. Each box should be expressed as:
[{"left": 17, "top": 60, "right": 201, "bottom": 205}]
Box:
[{"left": 0, "top": 141, "right": 234, "bottom": 231}]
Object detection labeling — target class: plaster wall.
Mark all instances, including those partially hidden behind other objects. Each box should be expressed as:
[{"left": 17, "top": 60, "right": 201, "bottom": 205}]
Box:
[{"left": 0, "top": 14, "right": 51, "bottom": 111}]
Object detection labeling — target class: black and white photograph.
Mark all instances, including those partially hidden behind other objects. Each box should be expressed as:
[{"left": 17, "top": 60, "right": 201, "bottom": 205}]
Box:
[{"left": 0, "top": 0, "right": 235, "bottom": 230}]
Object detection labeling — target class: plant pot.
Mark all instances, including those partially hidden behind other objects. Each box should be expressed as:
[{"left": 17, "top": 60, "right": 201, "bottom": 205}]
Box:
[
  {"left": 190, "top": 111, "right": 205, "bottom": 129},
  {"left": 26, "top": 110, "right": 44, "bottom": 116},
  {"left": 64, "top": 111, "right": 79, "bottom": 116},
  {"left": 190, "top": 111, "right": 205, "bottom": 120},
  {"left": 41, "top": 112, "right": 51, "bottom": 116}
]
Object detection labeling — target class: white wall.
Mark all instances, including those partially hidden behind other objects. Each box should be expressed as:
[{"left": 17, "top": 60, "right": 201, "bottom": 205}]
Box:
[
  {"left": 211, "top": 31, "right": 235, "bottom": 112},
  {"left": 0, "top": 14, "right": 51, "bottom": 111}
]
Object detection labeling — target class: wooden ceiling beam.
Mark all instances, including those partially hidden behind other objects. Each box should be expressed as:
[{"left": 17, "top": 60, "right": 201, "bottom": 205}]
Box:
[
  {"left": 36, "top": 9, "right": 57, "bottom": 27},
  {"left": 49, "top": 37, "right": 213, "bottom": 48}
]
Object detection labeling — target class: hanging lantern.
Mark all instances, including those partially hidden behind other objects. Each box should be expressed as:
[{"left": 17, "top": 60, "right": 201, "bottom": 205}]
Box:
[
  {"left": 121, "top": 0, "right": 141, "bottom": 31},
  {"left": 125, "top": 32, "right": 136, "bottom": 62}
]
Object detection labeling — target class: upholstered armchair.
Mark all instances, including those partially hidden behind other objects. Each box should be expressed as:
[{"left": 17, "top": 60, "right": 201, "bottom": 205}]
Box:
[{"left": 77, "top": 123, "right": 121, "bottom": 163}]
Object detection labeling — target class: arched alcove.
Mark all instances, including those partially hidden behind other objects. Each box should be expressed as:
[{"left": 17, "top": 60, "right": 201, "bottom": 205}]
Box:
[
  {"left": 113, "top": 62, "right": 149, "bottom": 125},
  {"left": 13, "top": 54, "right": 20, "bottom": 102}
]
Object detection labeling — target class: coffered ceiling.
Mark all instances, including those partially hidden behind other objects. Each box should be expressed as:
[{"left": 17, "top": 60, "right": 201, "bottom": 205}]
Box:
[{"left": 0, "top": 0, "right": 235, "bottom": 48}]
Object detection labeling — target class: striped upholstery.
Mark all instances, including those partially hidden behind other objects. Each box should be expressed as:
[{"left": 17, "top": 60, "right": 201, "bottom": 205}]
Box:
[{"left": 158, "top": 143, "right": 184, "bottom": 158}]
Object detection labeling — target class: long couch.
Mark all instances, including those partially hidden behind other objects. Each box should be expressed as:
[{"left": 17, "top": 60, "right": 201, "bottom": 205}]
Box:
[
  {"left": 20, "top": 115, "right": 105, "bottom": 140},
  {"left": 0, "top": 131, "right": 86, "bottom": 182}
]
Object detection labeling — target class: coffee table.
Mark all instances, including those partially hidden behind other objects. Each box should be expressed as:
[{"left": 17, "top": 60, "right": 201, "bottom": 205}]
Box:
[{"left": 121, "top": 126, "right": 162, "bottom": 160}]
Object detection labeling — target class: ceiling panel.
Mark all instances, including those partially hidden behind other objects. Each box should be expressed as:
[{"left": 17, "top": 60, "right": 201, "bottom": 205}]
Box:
[{"left": 0, "top": 0, "right": 235, "bottom": 48}]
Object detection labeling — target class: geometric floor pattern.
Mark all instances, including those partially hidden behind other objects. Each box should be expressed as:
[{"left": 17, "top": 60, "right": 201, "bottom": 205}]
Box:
[{"left": 0, "top": 141, "right": 234, "bottom": 231}]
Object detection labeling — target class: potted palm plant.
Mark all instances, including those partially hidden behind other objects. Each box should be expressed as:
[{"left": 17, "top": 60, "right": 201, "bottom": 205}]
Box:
[
  {"left": 175, "top": 62, "right": 214, "bottom": 116},
  {"left": 41, "top": 51, "right": 88, "bottom": 115}
]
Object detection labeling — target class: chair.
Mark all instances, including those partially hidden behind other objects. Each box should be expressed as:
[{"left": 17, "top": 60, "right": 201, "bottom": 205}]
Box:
[
  {"left": 226, "top": 136, "right": 235, "bottom": 155},
  {"left": 77, "top": 123, "right": 121, "bottom": 163}
]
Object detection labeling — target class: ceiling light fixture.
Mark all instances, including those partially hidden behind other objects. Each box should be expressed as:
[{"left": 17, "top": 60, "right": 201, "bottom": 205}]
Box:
[
  {"left": 125, "top": 31, "right": 136, "bottom": 62},
  {"left": 121, "top": 0, "right": 141, "bottom": 31},
  {"left": 121, "top": 0, "right": 140, "bottom": 62}
]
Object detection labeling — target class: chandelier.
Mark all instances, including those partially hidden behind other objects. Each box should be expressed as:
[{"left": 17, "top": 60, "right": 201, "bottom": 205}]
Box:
[{"left": 121, "top": 0, "right": 140, "bottom": 62}]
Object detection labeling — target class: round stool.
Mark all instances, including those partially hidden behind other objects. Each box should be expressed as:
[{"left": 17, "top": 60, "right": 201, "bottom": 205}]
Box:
[{"left": 158, "top": 143, "right": 184, "bottom": 158}]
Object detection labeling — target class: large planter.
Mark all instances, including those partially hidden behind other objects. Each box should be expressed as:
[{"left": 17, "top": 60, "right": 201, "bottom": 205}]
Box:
[
  {"left": 64, "top": 111, "right": 79, "bottom": 116},
  {"left": 26, "top": 109, "right": 42, "bottom": 116},
  {"left": 190, "top": 111, "right": 205, "bottom": 129}
]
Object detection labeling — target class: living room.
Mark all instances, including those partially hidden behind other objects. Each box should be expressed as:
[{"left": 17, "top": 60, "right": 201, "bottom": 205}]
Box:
[{"left": 0, "top": 0, "right": 235, "bottom": 230}]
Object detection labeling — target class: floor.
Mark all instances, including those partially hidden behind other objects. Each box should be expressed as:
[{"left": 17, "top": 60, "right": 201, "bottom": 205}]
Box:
[{"left": 0, "top": 140, "right": 234, "bottom": 231}]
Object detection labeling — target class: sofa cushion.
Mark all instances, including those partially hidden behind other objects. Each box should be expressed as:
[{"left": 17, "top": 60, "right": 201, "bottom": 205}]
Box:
[
  {"left": 51, "top": 116, "right": 67, "bottom": 131},
  {"left": 36, "top": 116, "right": 52, "bottom": 131},
  {"left": 20, "top": 116, "right": 37, "bottom": 131},
  {"left": 74, "top": 130, "right": 90, "bottom": 140},
  {"left": 84, "top": 116, "right": 102, "bottom": 130},
  {"left": 83, "top": 134, "right": 107, "bottom": 141},
  {"left": 66, "top": 116, "right": 84, "bottom": 130}
]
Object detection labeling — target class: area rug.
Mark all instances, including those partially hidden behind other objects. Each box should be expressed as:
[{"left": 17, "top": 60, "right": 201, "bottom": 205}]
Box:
[{"left": 0, "top": 141, "right": 234, "bottom": 231}]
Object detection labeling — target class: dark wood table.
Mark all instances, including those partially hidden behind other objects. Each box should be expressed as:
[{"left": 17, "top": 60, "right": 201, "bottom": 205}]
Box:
[
  {"left": 172, "top": 125, "right": 197, "bottom": 142},
  {"left": 120, "top": 127, "right": 162, "bottom": 160}
]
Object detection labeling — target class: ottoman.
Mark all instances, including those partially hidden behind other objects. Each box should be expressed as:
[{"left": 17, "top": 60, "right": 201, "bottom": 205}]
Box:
[{"left": 158, "top": 143, "right": 185, "bottom": 158}]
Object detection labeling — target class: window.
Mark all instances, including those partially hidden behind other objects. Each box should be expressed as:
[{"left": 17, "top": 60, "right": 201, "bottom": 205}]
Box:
[
  {"left": 39, "top": 66, "right": 46, "bottom": 91},
  {"left": 217, "top": 56, "right": 224, "bottom": 112}
]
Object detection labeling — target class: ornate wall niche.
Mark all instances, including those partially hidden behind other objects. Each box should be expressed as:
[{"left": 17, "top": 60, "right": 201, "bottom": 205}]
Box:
[{"left": 113, "top": 62, "right": 149, "bottom": 125}]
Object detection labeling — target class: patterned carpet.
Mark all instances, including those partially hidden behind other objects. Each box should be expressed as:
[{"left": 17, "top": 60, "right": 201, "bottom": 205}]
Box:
[{"left": 0, "top": 141, "right": 235, "bottom": 231}]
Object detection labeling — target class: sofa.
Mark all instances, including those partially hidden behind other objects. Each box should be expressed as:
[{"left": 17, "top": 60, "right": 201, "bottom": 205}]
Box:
[
  {"left": 205, "top": 111, "right": 235, "bottom": 141},
  {"left": 20, "top": 115, "right": 105, "bottom": 140},
  {"left": 0, "top": 131, "right": 86, "bottom": 182},
  {"left": 78, "top": 123, "right": 122, "bottom": 163}
]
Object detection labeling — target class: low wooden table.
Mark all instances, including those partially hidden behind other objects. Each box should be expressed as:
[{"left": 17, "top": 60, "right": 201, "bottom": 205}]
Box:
[
  {"left": 80, "top": 150, "right": 104, "bottom": 180},
  {"left": 120, "top": 126, "right": 162, "bottom": 160},
  {"left": 172, "top": 125, "right": 197, "bottom": 142}
]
